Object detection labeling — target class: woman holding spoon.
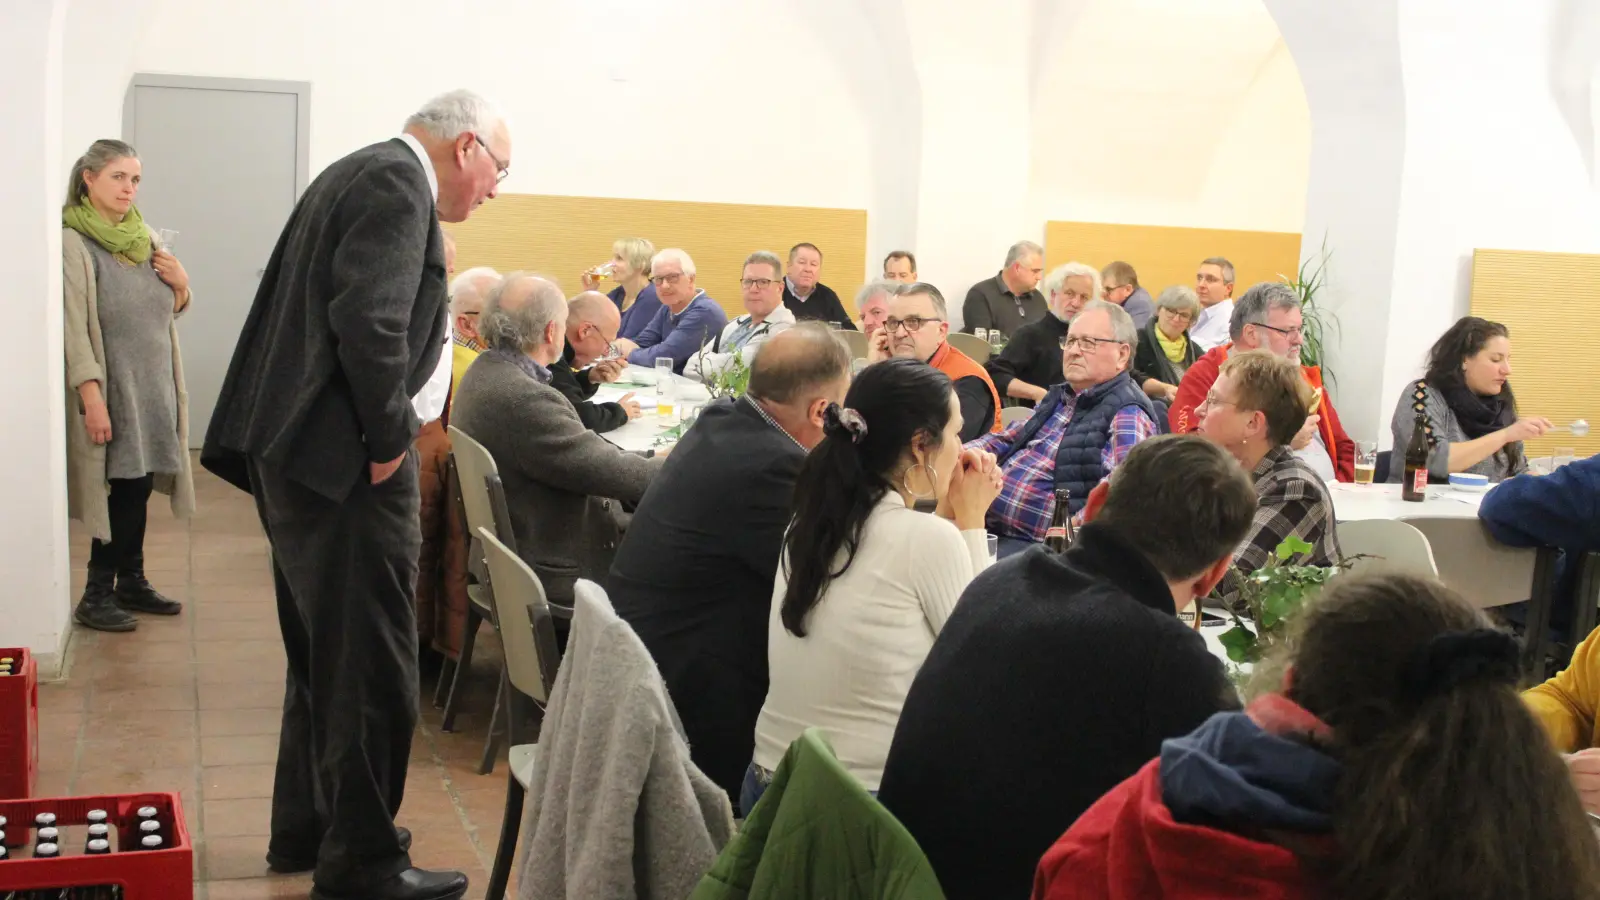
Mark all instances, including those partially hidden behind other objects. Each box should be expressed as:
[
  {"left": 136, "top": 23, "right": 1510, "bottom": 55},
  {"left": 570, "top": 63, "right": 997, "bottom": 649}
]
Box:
[
  {"left": 1387, "top": 316, "right": 1549, "bottom": 485},
  {"left": 61, "top": 139, "right": 194, "bottom": 633}
]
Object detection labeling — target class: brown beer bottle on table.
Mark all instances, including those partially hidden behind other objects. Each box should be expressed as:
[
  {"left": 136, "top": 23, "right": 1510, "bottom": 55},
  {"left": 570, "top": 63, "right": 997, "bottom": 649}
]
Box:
[
  {"left": 1402, "top": 409, "right": 1429, "bottom": 502},
  {"left": 1044, "top": 488, "right": 1075, "bottom": 552}
]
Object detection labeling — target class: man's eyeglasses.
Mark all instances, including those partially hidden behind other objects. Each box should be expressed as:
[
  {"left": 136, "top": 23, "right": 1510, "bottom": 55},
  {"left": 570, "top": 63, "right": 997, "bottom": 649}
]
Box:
[
  {"left": 883, "top": 316, "right": 943, "bottom": 334},
  {"left": 1059, "top": 335, "right": 1123, "bottom": 352},
  {"left": 740, "top": 278, "right": 779, "bottom": 290},
  {"left": 474, "top": 135, "right": 509, "bottom": 183},
  {"left": 650, "top": 272, "right": 685, "bottom": 287},
  {"left": 1251, "top": 322, "right": 1304, "bottom": 339}
]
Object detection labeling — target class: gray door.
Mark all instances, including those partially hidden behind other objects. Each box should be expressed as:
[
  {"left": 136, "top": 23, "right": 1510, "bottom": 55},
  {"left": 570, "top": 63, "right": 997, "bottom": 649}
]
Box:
[{"left": 124, "top": 76, "right": 309, "bottom": 447}]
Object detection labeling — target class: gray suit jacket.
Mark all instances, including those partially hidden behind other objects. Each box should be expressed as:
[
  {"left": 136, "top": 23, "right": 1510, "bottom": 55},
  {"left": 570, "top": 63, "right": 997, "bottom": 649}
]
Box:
[
  {"left": 202, "top": 138, "right": 448, "bottom": 501},
  {"left": 451, "top": 352, "right": 663, "bottom": 605}
]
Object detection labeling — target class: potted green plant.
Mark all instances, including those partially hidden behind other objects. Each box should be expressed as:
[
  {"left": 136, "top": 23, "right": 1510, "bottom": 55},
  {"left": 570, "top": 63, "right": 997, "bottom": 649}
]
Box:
[
  {"left": 1280, "top": 237, "right": 1339, "bottom": 385},
  {"left": 1217, "top": 536, "right": 1344, "bottom": 666}
]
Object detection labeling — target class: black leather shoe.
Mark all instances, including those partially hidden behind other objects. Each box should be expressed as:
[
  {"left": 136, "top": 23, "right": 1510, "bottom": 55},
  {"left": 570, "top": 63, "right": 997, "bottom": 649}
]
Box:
[
  {"left": 310, "top": 866, "right": 468, "bottom": 900},
  {"left": 75, "top": 566, "right": 136, "bottom": 633},
  {"left": 114, "top": 572, "right": 184, "bottom": 616},
  {"left": 267, "top": 827, "right": 413, "bottom": 874}
]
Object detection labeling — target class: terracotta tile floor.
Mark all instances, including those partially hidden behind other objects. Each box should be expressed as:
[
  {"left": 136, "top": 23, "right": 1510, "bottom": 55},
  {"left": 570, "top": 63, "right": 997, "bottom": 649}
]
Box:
[{"left": 54, "top": 462, "right": 517, "bottom": 899}]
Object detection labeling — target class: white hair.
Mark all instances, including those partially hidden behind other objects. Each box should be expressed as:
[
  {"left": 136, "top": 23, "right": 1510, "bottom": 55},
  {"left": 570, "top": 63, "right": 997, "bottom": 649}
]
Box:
[
  {"left": 404, "top": 90, "right": 503, "bottom": 140},
  {"left": 854, "top": 279, "right": 896, "bottom": 309},
  {"left": 1042, "top": 262, "right": 1102, "bottom": 302},
  {"left": 650, "top": 247, "right": 697, "bottom": 278},
  {"left": 448, "top": 266, "right": 501, "bottom": 317},
  {"left": 481, "top": 273, "right": 567, "bottom": 353},
  {"left": 1076, "top": 299, "right": 1138, "bottom": 347}
]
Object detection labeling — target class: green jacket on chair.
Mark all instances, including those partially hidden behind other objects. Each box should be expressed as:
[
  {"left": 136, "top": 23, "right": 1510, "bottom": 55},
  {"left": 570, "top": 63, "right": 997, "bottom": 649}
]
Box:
[{"left": 690, "top": 728, "right": 947, "bottom": 900}]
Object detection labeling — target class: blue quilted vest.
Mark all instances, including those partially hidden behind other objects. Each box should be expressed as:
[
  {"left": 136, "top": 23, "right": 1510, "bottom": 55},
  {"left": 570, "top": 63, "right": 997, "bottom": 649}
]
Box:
[{"left": 994, "top": 371, "right": 1156, "bottom": 512}]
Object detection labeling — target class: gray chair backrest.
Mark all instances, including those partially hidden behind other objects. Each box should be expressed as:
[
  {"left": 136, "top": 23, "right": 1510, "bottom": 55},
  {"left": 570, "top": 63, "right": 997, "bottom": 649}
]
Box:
[
  {"left": 838, "top": 330, "right": 868, "bottom": 360},
  {"left": 1000, "top": 406, "right": 1032, "bottom": 428},
  {"left": 448, "top": 425, "right": 501, "bottom": 548},
  {"left": 947, "top": 332, "right": 992, "bottom": 364},
  {"left": 1336, "top": 519, "right": 1438, "bottom": 579},
  {"left": 1399, "top": 516, "right": 1538, "bottom": 609},
  {"left": 477, "top": 526, "right": 561, "bottom": 704}
]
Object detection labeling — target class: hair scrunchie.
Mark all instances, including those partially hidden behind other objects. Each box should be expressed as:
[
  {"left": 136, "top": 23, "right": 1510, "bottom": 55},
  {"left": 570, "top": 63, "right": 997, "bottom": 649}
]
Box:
[
  {"left": 822, "top": 403, "right": 869, "bottom": 444},
  {"left": 1401, "top": 628, "right": 1520, "bottom": 703}
]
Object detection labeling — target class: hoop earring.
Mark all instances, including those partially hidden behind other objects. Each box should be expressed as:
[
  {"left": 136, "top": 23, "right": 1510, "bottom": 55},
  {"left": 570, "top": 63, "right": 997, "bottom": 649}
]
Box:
[{"left": 901, "top": 462, "right": 938, "bottom": 501}]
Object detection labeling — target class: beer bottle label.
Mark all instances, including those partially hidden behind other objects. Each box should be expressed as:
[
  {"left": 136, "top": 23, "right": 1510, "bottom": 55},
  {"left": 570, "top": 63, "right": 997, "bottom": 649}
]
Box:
[
  {"left": 1412, "top": 467, "right": 1427, "bottom": 494},
  {"left": 1045, "top": 525, "right": 1066, "bottom": 541}
]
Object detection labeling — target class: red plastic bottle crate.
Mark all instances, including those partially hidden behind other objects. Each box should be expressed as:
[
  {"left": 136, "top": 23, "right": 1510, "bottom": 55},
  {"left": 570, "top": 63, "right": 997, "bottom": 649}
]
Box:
[
  {"left": 0, "top": 792, "right": 192, "bottom": 899},
  {"left": 0, "top": 647, "right": 37, "bottom": 799}
]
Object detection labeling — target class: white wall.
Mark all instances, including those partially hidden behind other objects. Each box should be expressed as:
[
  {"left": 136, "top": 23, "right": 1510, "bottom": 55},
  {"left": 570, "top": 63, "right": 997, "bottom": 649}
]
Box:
[
  {"left": 1029, "top": 0, "right": 1311, "bottom": 234},
  {"left": 3, "top": 0, "right": 72, "bottom": 668}
]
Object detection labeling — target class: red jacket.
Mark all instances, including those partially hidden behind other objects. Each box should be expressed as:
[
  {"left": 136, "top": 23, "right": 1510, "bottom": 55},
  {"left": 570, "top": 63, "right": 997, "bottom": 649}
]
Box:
[
  {"left": 1031, "top": 758, "right": 1311, "bottom": 900},
  {"left": 1168, "top": 344, "right": 1355, "bottom": 482}
]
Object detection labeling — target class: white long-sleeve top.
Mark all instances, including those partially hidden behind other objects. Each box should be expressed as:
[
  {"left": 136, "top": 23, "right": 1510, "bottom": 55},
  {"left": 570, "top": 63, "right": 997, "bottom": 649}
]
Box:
[
  {"left": 1188, "top": 298, "right": 1234, "bottom": 352},
  {"left": 682, "top": 305, "right": 796, "bottom": 382},
  {"left": 753, "top": 491, "right": 991, "bottom": 790}
]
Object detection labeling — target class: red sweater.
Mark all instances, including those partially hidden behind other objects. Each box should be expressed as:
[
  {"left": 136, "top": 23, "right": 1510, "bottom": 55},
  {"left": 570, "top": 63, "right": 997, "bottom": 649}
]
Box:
[
  {"left": 1168, "top": 344, "right": 1355, "bottom": 482},
  {"left": 1032, "top": 758, "right": 1312, "bottom": 900}
]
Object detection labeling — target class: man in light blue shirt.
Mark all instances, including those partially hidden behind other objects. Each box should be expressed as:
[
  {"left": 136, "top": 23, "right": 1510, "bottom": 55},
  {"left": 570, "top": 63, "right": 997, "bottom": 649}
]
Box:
[{"left": 615, "top": 247, "right": 728, "bottom": 373}]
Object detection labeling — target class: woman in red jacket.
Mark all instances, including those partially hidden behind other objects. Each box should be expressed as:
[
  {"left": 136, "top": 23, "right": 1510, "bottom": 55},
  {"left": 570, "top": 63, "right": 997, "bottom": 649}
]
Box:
[{"left": 1033, "top": 573, "right": 1600, "bottom": 900}]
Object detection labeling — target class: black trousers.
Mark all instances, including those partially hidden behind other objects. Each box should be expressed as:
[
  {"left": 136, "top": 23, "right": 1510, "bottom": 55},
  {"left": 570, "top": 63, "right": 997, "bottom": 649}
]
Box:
[
  {"left": 247, "top": 454, "right": 421, "bottom": 889},
  {"left": 89, "top": 475, "right": 154, "bottom": 571}
]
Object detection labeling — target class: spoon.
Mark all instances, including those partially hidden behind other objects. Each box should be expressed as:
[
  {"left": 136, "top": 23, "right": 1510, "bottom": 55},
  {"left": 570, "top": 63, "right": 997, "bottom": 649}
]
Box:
[{"left": 1552, "top": 419, "right": 1590, "bottom": 437}]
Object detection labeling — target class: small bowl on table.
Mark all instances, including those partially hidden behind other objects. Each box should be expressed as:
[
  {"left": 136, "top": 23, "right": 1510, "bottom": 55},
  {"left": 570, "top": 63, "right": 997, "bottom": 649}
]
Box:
[{"left": 1448, "top": 472, "right": 1491, "bottom": 494}]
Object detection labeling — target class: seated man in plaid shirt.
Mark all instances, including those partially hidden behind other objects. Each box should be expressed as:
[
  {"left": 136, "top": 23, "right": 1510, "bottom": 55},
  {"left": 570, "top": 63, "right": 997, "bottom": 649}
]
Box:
[{"left": 968, "top": 301, "right": 1158, "bottom": 558}]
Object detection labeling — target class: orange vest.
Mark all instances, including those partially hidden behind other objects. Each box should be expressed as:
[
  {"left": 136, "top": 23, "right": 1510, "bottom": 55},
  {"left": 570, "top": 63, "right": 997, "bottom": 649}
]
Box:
[{"left": 930, "top": 342, "right": 1003, "bottom": 433}]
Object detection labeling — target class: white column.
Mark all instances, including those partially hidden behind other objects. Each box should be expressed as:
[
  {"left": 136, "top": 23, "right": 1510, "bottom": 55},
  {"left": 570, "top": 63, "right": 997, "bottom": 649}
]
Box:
[{"left": 0, "top": 0, "right": 72, "bottom": 670}]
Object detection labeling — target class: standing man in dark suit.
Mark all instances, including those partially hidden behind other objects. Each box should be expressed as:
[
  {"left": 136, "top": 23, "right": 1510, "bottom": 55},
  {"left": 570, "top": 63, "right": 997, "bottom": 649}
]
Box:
[
  {"left": 201, "top": 90, "right": 509, "bottom": 900},
  {"left": 608, "top": 324, "right": 851, "bottom": 801}
]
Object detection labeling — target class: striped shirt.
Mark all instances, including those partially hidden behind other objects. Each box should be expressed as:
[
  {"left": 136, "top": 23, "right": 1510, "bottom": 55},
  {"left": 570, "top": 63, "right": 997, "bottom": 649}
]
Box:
[{"left": 968, "top": 398, "right": 1157, "bottom": 542}]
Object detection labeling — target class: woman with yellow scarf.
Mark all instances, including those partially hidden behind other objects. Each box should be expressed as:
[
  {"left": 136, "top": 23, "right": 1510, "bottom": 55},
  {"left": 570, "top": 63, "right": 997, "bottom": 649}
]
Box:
[
  {"left": 1132, "top": 285, "right": 1202, "bottom": 405},
  {"left": 62, "top": 139, "right": 196, "bottom": 633}
]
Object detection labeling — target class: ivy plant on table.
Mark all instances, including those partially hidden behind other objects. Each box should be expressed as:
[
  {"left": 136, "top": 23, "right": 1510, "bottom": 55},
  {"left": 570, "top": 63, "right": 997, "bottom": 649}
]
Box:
[{"left": 1217, "top": 536, "right": 1345, "bottom": 666}]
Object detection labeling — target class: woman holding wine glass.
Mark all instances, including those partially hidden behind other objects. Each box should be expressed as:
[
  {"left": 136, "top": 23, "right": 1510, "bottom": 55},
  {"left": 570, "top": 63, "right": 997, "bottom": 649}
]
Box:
[
  {"left": 62, "top": 139, "right": 195, "bottom": 633},
  {"left": 581, "top": 236, "right": 663, "bottom": 341},
  {"left": 1386, "top": 316, "right": 1551, "bottom": 484}
]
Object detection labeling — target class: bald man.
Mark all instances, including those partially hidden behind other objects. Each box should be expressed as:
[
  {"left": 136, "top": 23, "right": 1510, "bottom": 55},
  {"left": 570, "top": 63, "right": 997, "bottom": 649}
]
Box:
[
  {"left": 609, "top": 323, "right": 852, "bottom": 802},
  {"left": 550, "top": 291, "right": 642, "bottom": 434}
]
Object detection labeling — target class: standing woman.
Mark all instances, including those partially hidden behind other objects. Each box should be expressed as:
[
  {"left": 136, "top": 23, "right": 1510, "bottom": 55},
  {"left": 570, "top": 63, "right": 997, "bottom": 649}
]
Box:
[
  {"left": 62, "top": 139, "right": 194, "bottom": 633},
  {"left": 582, "top": 236, "right": 662, "bottom": 341}
]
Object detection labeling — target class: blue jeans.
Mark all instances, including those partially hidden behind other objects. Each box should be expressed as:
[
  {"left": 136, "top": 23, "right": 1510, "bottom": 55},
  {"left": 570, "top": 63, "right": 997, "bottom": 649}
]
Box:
[{"left": 740, "top": 762, "right": 773, "bottom": 818}]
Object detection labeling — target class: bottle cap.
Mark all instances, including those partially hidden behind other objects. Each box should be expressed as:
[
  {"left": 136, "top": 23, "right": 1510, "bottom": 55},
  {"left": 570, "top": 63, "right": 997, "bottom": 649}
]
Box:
[
  {"left": 139, "top": 820, "right": 161, "bottom": 834},
  {"left": 0, "top": 815, "right": 8, "bottom": 827},
  {"left": 141, "top": 835, "right": 163, "bottom": 849},
  {"left": 0, "top": 846, "right": 8, "bottom": 859},
  {"left": 136, "top": 806, "right": 158, "bottom": 819},
  {"left": 35, "top": 842, "right": 58, "bottom": 857},
  {"left": 86, "top": 809, "right": 108, "bottom": 824},
  {"left": 34, "top": 813, "right": 55, "bottom": 826},
  {"left": 88, "top": 823, "right": 109, "bottom": 837},
  {"left": 87, "top": 838, "right": 111, "bottom": 854},
  {"left": 1, "top": 656, "right": 15, "bottom": 663},
  {"left": 37, "top": 827, "right": 58, "bottom": 842}
]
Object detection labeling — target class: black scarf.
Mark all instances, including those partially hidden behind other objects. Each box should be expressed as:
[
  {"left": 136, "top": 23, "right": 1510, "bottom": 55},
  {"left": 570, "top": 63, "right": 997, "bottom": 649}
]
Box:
[{"left": 1434, "top": 373, "right": 1514, "bottom": 440}]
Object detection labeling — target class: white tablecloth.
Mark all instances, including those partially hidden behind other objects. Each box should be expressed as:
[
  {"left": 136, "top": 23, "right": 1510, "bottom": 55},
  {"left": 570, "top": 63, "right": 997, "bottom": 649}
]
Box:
[
  {"left": 1328, "top": 481, "right": 1485, "bottom": 521},
  {"left": 588, "top": 365, "right": 713, "bottom": 453}
]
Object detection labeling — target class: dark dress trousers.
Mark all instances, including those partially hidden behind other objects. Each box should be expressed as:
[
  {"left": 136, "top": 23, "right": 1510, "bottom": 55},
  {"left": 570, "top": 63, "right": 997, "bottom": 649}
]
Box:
[
  {"left": 201, "top": 138, "right": 448, "bottom": 891},
  {"left": 608, "top": 396, "right": 805, "bottom": 801}
]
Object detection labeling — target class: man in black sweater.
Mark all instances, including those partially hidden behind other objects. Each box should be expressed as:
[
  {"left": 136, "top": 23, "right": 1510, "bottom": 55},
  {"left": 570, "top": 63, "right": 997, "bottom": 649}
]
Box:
[
  {"left": 608, "top": 324, "right": 851, "bottom": 801},
  {"left": 781, "top": 242, "right": 857, "bottom": 329},
  {"left": 878, "top": 435, "right": 1257, "bottom": 900},
  {"left": 548, "top": 291, "right": 641, "bottom": 434}
]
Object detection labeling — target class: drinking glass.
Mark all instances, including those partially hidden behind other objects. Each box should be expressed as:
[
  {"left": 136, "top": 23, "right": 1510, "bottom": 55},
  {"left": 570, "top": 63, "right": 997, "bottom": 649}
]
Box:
[
  {"left": 680, "top": 402, "right": 700, "bottom": 431},
  {"left": 655, "top": 358, "right": 676, "bottom": 417},
  {"left": 1354, "top": 441, "right": 1378, "bottom": 484},
  {"left": 1557, "top": 447, "right": 1578, "bottom": 469},
  {"left": 851, "top": 358, "right": 870, "bottom": 378},
  {"left": 986, "top": 534, "right": 999, "bottom": 564},
  {"left": 588, "top": 262, "right": 615, "bottom": 283},
  {"left": 973, "top": 327, "right": 989, "bottom": 343},
  {"left": 988, "top": 330, "right": 1005, "bottom": 353},
  {"left": 156, "top": 229, "right": 179, "bottom": 252}
]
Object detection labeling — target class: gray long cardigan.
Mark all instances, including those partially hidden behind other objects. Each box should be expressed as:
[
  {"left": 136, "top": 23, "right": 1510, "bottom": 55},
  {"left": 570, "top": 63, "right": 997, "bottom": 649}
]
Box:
[
  {"left": 62, "top": 227, "right": 195, "bottom": 541},
  {"left": 1387, "top": 379, "right": 1527, "bottom": 484},
  {"left": 450, "top": 352, "right": 663, "bottom": 606}
]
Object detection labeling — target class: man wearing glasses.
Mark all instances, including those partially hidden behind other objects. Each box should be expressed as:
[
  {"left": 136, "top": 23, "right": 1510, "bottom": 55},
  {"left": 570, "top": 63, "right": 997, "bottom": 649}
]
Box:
[
  {"left": 968, "top": 301, "right": 1158, "bottom": 558},
  {"left": 548, "top": 291, "right": 642, "bottom": 434},
  {"left": 1168, "top": 281, "right": 1355, "bottom": 483},
  {"left": 1189, "top": 257, "right": 1236, "bottom": 351},
  {"left": 867, "top": 282, "right": 1002, "bottom": 441},
  {"left": 614, "top": 248, "right": 728, "bottom": 374},
  {"left": 685, "top": 250, "right": 796, "bottom": 382}
]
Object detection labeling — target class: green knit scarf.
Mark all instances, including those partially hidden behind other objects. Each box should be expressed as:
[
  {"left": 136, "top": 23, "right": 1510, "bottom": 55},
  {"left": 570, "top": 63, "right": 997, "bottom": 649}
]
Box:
[{"left": 62, "top": 196, "right": 151, "bottom": 265}]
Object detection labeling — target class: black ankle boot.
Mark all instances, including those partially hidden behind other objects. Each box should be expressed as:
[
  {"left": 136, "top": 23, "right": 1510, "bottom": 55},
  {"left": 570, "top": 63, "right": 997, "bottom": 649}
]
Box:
[
  {"left": 115, "top": 555, "right": 183, "bottom": 616},
  {"left": 75, "top": 565, "right": 137, "bottom": 632}
]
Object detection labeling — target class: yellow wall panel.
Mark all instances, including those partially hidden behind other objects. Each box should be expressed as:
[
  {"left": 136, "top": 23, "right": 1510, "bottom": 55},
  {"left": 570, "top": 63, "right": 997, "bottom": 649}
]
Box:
[
  {"left": 1470, "top": 248, "right": 1600, "bottom": 458},
  {"left": 1043, "top": 221, "right": 1303, "bottom": 301},
  {"left": 444, "top": 194, "right": 869, "bottom": 321}
]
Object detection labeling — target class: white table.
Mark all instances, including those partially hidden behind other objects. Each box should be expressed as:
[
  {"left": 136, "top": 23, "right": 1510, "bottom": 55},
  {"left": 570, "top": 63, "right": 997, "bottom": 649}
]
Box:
[
  {"left": 588, "top": 365, "right": 712, "bottom": 453},
  {"left": 1327, "top": 481, "right": 1484, "bottom": 522}
]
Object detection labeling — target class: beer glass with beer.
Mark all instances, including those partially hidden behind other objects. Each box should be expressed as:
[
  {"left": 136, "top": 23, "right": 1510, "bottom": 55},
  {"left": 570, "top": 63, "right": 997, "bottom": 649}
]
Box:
[{"left": 1355, "top": 441, "right": 1378, "bottom": 484}]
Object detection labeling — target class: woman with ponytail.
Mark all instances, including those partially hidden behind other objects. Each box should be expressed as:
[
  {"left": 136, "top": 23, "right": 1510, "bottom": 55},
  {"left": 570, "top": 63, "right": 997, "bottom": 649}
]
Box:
[
  {"left": 62, "top": 140, "right": 194, "bottom": 633},
  {"left": 1033, "top": 573, "right": 1600, "bottom": 900},
  {"left": 744, "top": 358, "right": 1002, "bottom": 815}
]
